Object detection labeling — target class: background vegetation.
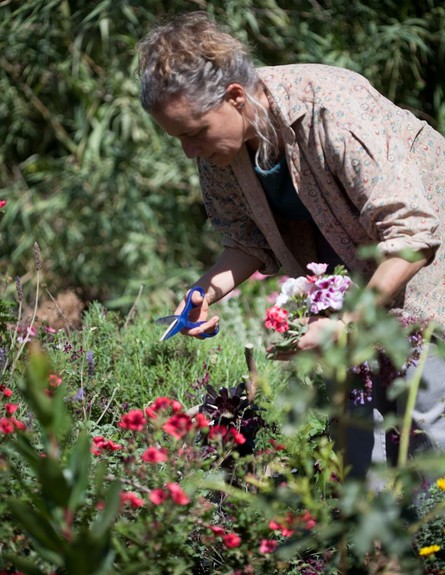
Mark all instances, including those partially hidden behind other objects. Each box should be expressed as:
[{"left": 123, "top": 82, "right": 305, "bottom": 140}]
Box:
[{"left": 1, "top": 0, "right": 445, "bottom": 310}]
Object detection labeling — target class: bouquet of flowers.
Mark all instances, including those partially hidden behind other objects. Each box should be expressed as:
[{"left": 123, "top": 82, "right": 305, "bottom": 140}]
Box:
[
  {"left": 264, "top": 262, "right": 352, "bottom": 354},
  {"left": 264, "top": 262, "right": 425, "bottom": 406}
]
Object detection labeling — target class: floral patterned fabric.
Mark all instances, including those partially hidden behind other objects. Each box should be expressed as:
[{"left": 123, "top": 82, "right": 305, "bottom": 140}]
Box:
[{"left": 198, "top": 64, "right": 445, "bottom": 326}]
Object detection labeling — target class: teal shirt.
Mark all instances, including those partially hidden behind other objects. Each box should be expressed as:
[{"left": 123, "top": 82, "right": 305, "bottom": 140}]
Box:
[
  {"left": 254, "top": 157, "right": 343, "bottom": 268},
  {"left": 255, "top": 157, "right": 313, "bottom": 221}
]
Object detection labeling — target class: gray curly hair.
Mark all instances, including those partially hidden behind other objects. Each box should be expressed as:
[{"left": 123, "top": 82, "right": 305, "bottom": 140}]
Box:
[{"left": 137, "top": 12, "right": 279, "bottom": 169}]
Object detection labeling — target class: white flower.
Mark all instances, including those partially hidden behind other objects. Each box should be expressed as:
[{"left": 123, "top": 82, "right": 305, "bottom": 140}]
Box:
[
  {"left": 275, "top": 277, "right": 311, "bottom": 307},
  {"left": 307, "top": 262, "right": 328, "bottom": 276}
]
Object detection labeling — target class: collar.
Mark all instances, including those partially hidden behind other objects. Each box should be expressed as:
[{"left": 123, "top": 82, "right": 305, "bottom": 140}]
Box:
[{"left": 258, "top": 66, "right": 307, "bottom": 132}]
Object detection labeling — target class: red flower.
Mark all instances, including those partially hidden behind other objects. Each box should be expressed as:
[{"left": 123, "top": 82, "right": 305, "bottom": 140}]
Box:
[
  {"left": 301, "top": 510, "right": 316, "bottom": 530},
  {"left": 208, "top": 425, "right": 228, "bottom": 441},
  {"left": 162, "top": 413, "right": 193, "bottom": 439},
  {"left": 170, "top": 399, "right": 183, "bottom": 412},
  {"left": 208, "top": 525, "right": 226, "bottom": 536},
  {"left": 259, "top": 539, "right": 278, "bottom": 554},
  {"left": 0, "top": 386, "right": 13, "bottom": 398},
  {"left": 91, "top": 436, "right": 121, "bottom": 455},
  {"left": 142, "top": 446, "right": 168, "bottom": 463},
  {"left": 152, "top": 397, "right": 172, "bottom": 411},
  {"left": 194, "top": 412, "right": 210, "bottom": 428},
  {"left": 228, "top": 428, "right": 246, "bottom": 445},
  {"left": 144, "top": 406, "right": 157, "bottom": 419},
  {"left": 0, "top": 200, "right": 6, "bottom": 209},
  {"left": 264, "top": 306, "right": 289, "bottom": 333},
  {"left": 48, "top": 373, "right": 62, "bottom": 388},
  {"left": 4, "top": 403, "right": 18, "bottom": 415},
  {"left": 269, "top": 438, "right": 286, "bottom": 451},
  {"left": 119, "top": 409, "right": 146, "bottom": 431},
  {"left": 120, "top": 491, "right": 144, "bottom": 508},
  {"left": 10, "top": 417, "right": 25, "bottom": 430},
  {"left": 149, "top": 488, "right": 168, "bottom": 505},
  {"left": 166, "top": 482, "right": 190, "bottom": 505},
  {"left": 0, "top": 417, "right": 15, "bottom": 434},
  {"left": 222, "top": 532, "right": 241, "bottom": 548}
]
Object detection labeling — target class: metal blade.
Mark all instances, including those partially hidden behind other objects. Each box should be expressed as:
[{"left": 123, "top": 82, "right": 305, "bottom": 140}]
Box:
[
  {"left": 159, "top": 318, "right": 179, "bottom": 341},
  {"left": 156, "top": 315, "right": 178, "bottom": 326}
]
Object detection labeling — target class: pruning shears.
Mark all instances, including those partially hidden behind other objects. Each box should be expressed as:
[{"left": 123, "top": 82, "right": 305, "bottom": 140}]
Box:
[{"left": 156, "top": 286, "right": 220, "bottom": 341}]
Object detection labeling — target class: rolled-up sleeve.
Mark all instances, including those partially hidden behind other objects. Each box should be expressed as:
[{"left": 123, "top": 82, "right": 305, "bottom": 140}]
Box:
[{"left": 198, "top": 159, "right": 280, "bottom": 274}]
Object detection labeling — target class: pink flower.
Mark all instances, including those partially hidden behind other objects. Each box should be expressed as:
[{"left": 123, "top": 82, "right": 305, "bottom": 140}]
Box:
[
  {"left": 306, "top": 262, "right": 328, "bottom": 276},
  {"left": 259, "top": 539, "right": 278, "bottom": 554},
  {"left": 1, "top": 387, "right": 13, "bottom": 398},
  {"left": 0, "top": 200, "right": 6, "bottom": 209},
  {"left": 118, "top": 409, "right": 146, "bottom": 431},
  {"left": 17, "top": 325, "right": 37, "bottom": 343},
  {"left": 220, "top": 288, "right": 241, "bottom": 302},
  {"left": 120, "top": 492, "right": 144, "bottom": 508},
  {"left": 249, "top": 270, "right": 269, "bottom": 281},
  {"left": 222, "top": 532, "right": 241, "bottom": 548},
  {"left": 49, "top": 373, "right": 62, "bottom": 388},
  {"left": 141, "top": 446, "right": 168, "bottom": 463},
  {"left": 162, "top": 413, "right": 193, "bottom": 439},
  {"left": 166, "top": 482, "right": 190, "bottom": 505},
  {"left": 149, "top": 488, "right": 168, "bottom": 505},
  {"left": 44, "top": 326, "right": 57, "bottom": 334},
  {"left": 264, "top": 306, "right": 289, "bottom": 333}
]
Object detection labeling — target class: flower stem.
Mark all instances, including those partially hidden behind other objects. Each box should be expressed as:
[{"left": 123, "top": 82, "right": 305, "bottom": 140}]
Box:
[{"left": 397, "top": 323, "right": 434, "bottom": 469}]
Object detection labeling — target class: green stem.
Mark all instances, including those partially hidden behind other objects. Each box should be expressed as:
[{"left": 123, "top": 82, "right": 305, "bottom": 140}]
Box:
[
  {"left": 10, "top": 270, "right": 40, "bottom": 375},
  {"left": 397, "top": 323, "right": 434, "bottom": 469}
]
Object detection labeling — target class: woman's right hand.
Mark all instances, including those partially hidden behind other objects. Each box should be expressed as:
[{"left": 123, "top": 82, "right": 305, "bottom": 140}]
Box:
[{"left": 175, "top": 288, "right": 220, "bottom": 339}]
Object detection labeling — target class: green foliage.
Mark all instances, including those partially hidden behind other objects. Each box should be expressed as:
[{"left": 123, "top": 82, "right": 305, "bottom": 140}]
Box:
[
  {"left": 1, "top": 346, "right": 121, "bottom": 575},
  {"left": 1, "top": 0, "right": 444, "bottom": 308},
  {"left": 1, "top": 263, "right": 445, "bottom": 574}
]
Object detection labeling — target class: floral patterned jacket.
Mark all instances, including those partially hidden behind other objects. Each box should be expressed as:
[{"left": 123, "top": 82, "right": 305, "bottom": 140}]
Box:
[{"left": 197, "top": 64, "right": 445, "bottom": 325}]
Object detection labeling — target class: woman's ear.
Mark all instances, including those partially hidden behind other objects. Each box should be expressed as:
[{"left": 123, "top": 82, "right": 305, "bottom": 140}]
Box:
[{"left": 225, "top": 83, "right": 246, "bottom": 110}]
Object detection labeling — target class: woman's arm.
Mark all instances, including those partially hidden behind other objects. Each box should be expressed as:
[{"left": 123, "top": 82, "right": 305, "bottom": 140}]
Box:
[
  {"left": 364, "top": 250, "right": 434, "bottom": 307},
  {"left": 176, "top": 247, "right": 263, "bottom": 337},
  {"left": 192, "top": 247, "right": 264, "bottom": 304}
]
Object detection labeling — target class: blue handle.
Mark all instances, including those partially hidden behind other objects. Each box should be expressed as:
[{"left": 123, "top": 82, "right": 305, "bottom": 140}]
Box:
[
  {"left": 182, "top": 287, "right": 219, "bottom": 337},
  {"left": 159, "top": 286, "right": 219, "bottom": 340}
]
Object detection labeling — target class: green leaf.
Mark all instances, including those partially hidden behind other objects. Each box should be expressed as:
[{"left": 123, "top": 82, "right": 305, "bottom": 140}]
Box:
[
  {"left": 67, "top": 429, "right": 91, "bottom": 512},
  {"left": 91, "top": 479, "right": 121, "bottom": 539},
  {"left": 65, "top": 532, "right": 115, "bottom": 575},
  {"left": 7, "top": 499, "right": 66, "bottom": 555},
  {"left": 1, "top": 553, "right": 47, "bottom": 575}
]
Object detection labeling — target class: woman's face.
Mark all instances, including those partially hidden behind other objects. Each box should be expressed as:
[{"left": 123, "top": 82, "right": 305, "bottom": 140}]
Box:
[{"left": 152, "top": 88, "right": 251, "bottom": 167}]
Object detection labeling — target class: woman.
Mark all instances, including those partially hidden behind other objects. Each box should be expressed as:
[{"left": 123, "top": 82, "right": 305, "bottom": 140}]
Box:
[{"left": 137, "top": 12, "right": 445, "bottom": 477}]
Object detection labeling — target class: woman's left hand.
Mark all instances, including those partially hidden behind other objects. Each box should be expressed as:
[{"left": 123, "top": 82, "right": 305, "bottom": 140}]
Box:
[{"left": 267, "top": 316, "right": 345, "bottom": 360}]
